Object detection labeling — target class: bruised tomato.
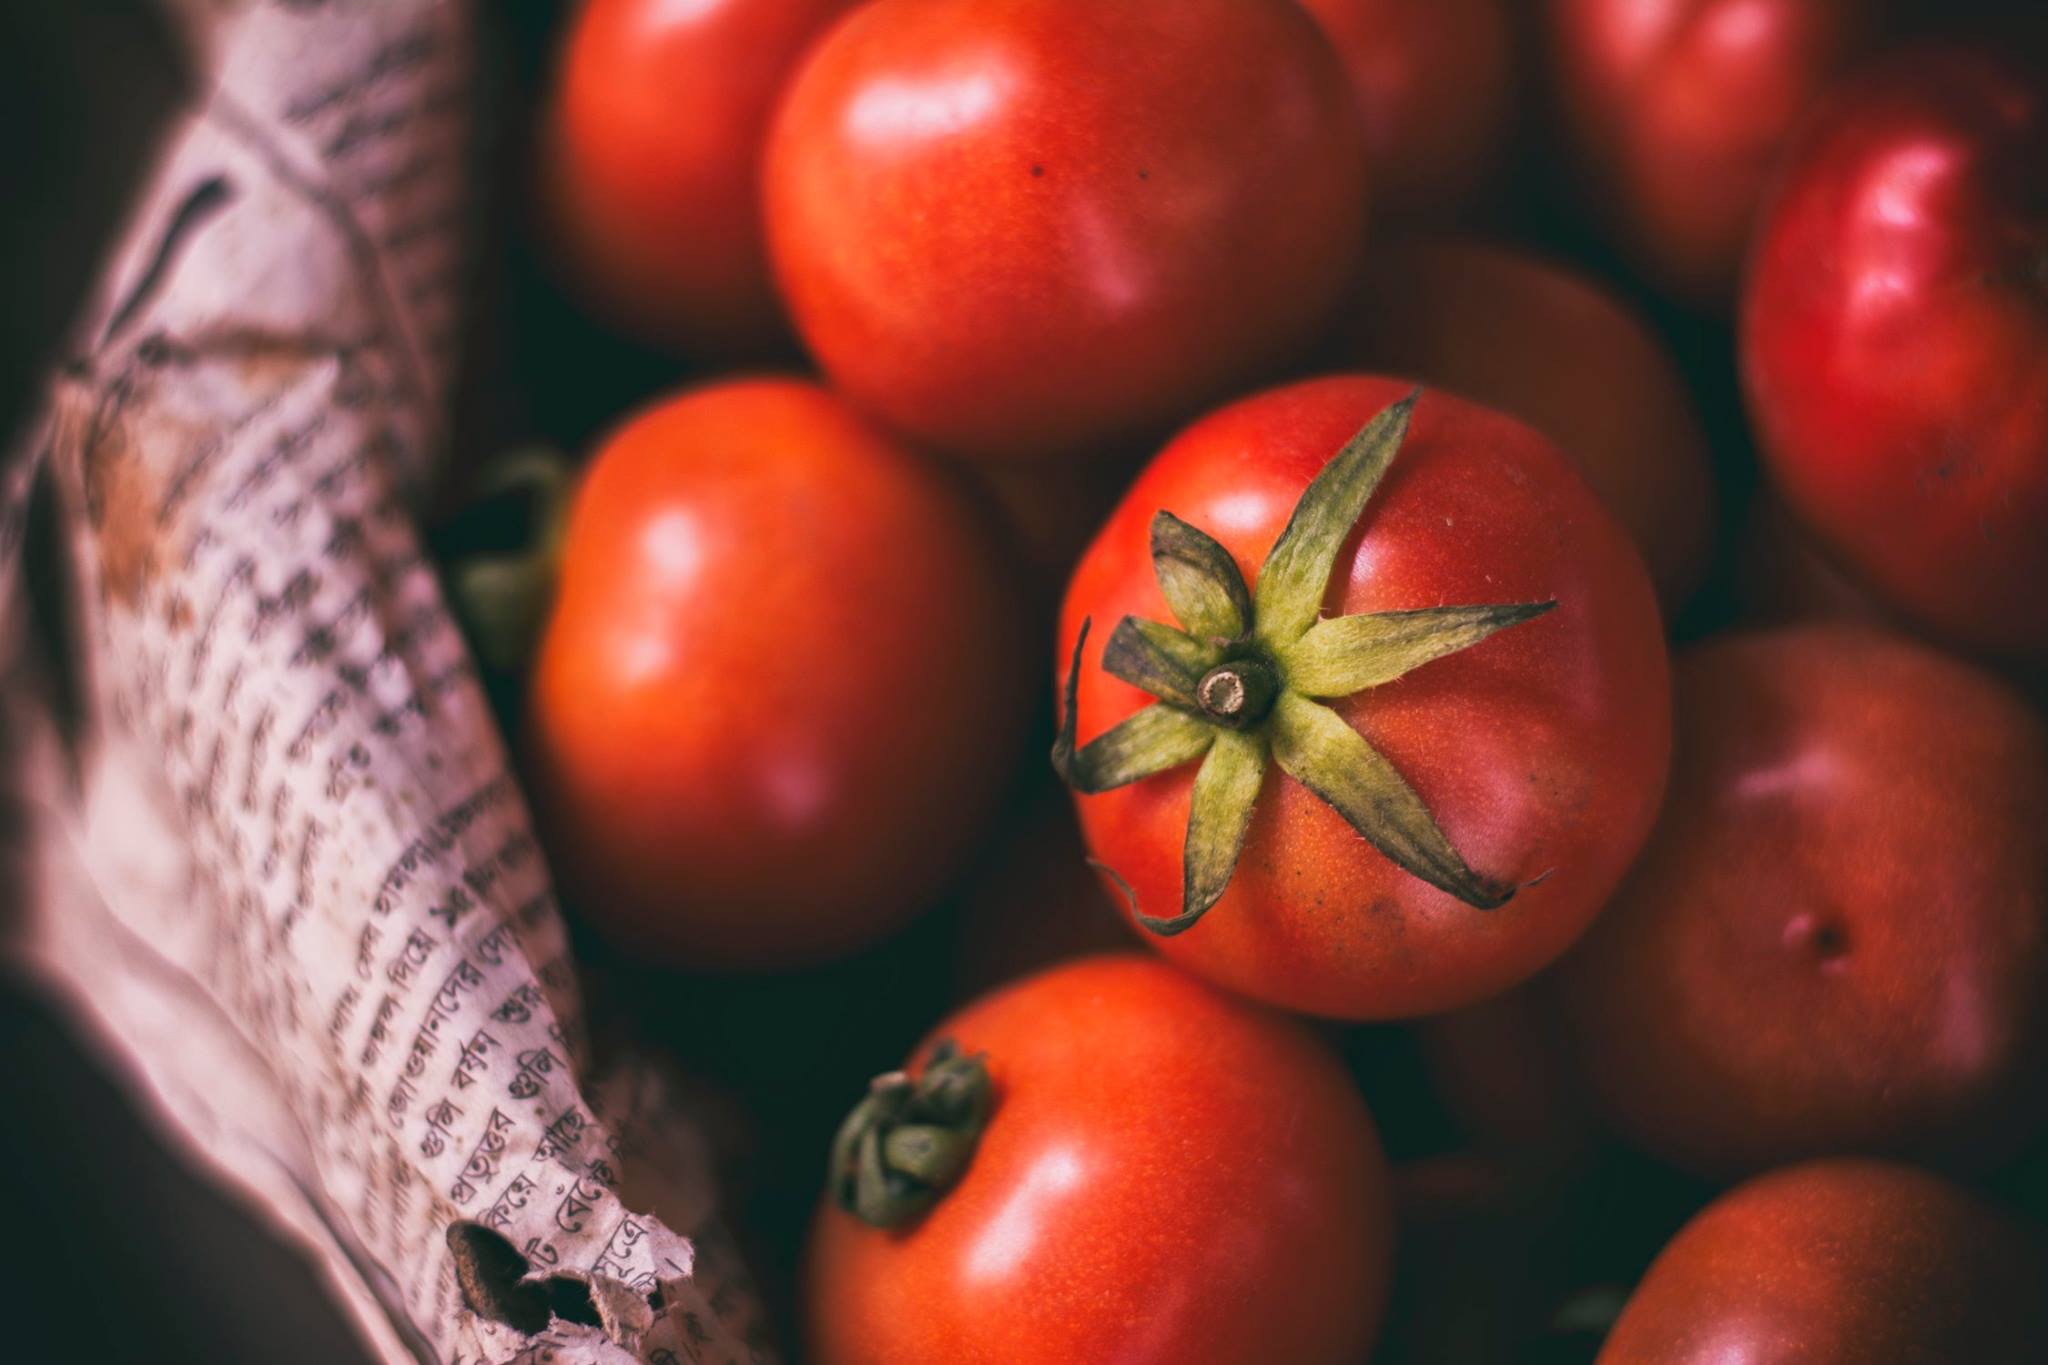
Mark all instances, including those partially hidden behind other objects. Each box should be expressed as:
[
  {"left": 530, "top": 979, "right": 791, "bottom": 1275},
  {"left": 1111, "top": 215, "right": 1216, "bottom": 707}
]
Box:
[
  {"left": 1557, "top": 626, "right": 2048, "bottom": 1176},
  {"left": 1546, "top": 0, "right": 1871, "bottom": 305},
  {"left": 1297, "top": 0, "right": 1517, "bottom": 221},
  {"left": 526, "top": 379, "right": 1025, "bottom": 969},
  {"left": 806, "top": 955, "right": 1393, "bottom": 1364},
  {"left": 1601, "top": 1161, "right": 2048, "bottom": 1363},
  {"left": 1348, "top": 239, "right": 1716, "bottom": 607},
  {"left": 764, "top": 0, "right": 1368, "bottom": 461},
  {"left": 1055, "top": 378, "right": 1670, "bottom": 1019},
  {"left": 541, "top": 0, "right": 854, "bottom": 354},
  {"left": 1741, "top": 48, "right": 2048, "bottom": 660}
]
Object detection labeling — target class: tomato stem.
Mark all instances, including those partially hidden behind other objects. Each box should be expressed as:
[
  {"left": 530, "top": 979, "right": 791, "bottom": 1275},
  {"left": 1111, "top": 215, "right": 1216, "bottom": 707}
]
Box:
[
  {"left": 830, "top": 1040, "right": 993, "bottom": 1228},
  {"left": 1196, "top": 656, "right": 1279, "bottom": 728}
]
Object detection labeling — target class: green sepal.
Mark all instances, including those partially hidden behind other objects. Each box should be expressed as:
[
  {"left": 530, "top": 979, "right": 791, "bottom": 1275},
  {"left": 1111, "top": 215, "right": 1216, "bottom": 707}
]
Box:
[
  {"left": 1282, "top": 601, "right": 1557, "bottom": 698},
  {"left": 1136, "top": 728, "right": 1270, "bottom": 936},
  {"left": 831, "top": 1041, "right": 993, "bottom": 1229},
  {"left": 1053, "top": 618, "right": 1217, "bottom": 793},
  {"left": 1267, "top": 692, "right": 1513, "bottom": 909},
  {"left": 1101, "top": 615, "right": 1221, "bottom": 710},
  {"left": 438, "top": 447, "right": 575, "bottom": 674},
  {"left": 1252, "top": 390, "right": 1417, "bottom": 650},
  {"left": 1151, "top": 510, "right": 1252, "bottom": 642}
]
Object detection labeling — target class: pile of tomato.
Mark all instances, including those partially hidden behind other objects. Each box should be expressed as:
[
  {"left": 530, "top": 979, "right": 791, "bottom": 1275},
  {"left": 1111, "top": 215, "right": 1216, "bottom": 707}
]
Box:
[{"left": 450, "top": 1, "right": 2048, "bottom": 1360}]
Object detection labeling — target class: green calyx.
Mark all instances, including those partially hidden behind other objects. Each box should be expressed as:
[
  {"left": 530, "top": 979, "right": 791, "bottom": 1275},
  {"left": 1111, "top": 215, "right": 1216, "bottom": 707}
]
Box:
[
  {"left": 1053, "top": 390, "right": 1556, "bottom": 936},
  {"left": 829, "top": 1040, "right": 993, "bottom": 1229},
  {"left": 435, "top": 447, "right": 575, "bottom": 675}
]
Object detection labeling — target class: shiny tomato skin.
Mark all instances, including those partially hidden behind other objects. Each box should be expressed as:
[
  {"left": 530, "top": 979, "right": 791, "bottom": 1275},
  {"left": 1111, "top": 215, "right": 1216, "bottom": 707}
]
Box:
[
  {"left": 1297, "top": 0, "right": 1516, "bottom": 221},
  {"left": 1741, "top": 49, "right": 2048, "bottom": 660},
  {"left": 805, "top": 955, "right": 1393, "bottom": 1365},
  {"left": 1348, "top": 239, "right": 1716, "bottom": 607},
  {"left": 1546, "top": 0, "right": 1869, "bottom": 305},
  {"left": 763, "top": 0, "right": 1369, "bottom": 462},
  {"left": 1059, "top": 377, "right": 1671, "bottom": 1020},
  {"left": 542, "top": 0, "right": 853, "bottom": 353},
  {"left": 1557, "top": 626, "right": 2048, "bottom": 1176},
  {"left": 526, "top": 378, "right": 1025, "bottom": 969},
  {"left": 1600, "top": 1160, "right": 2048, "bottom": 1363}
]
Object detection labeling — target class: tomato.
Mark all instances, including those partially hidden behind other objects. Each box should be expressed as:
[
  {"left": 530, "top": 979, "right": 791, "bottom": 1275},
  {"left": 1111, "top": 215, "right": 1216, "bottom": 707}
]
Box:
[
  {"left": 1055, "top": 377, "right": 1670, "bottom": 1020},
  {"left": 526, "top": 379, "right": 1025, "bottom": 968},
  {"left": 1297, "top": 0, "right": 1517, "bottom": 221},
  {"left": 763, "top": 0, "right": 1368, "bottom": 462},
  {"left": 1545, "top": 0, "right": 1871, "bottom": 305},
  {"left": 1348, "top": 239, "right": 1716, "bottom": 606},
  {"left": 1556, "top": 626, "right": 2048, "bottom": 1176},
  {"left": 805, "top": 955, "right": 1392, "bottom": 1364},
  {"left": 541, "top": 0, "right": 853, "bottom": 353},
  {"left": 1600, "top": 1160, "right": 2048, "bottom": 1363},
  {"left": 1741, "top": 48, "right": 2048, "bottom": 660}
]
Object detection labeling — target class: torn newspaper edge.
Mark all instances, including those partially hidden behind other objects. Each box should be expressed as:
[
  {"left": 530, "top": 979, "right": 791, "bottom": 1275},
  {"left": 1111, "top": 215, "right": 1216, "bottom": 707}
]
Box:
[{"left": 1, "top": 2, "right": 770, "bottom": 1361}]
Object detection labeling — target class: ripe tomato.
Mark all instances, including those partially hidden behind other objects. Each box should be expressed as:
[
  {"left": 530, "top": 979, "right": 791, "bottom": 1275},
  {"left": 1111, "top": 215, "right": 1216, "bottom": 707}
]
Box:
[
  {"left": 1556, "top": 626, "right": 2048, "bottom": 1176},
  {"left": 1545, "top": 0, "right": 1870, "bottom": 305},
  {"left": 763, "top": 0, "right": 1368, "bottom": 462},
  {"left": 805, "top": 955, "right": 1393, "bottom": 1364},
  {"left": 526, "top": 379, "right": 1025, "bottom": 969},
  {"left": 1348, "top": 239, "right": 1716, "bottom": 607},
  {"left": 1600, "top": 1160, "right": 2048, "bottom": 1363},
  {"left": 541, "top": 0, "right": 853, "bottom": 353},
  {"left": 1055, "top": 377, "right": 1670, "bottom": 1020},
  {"left": 1297, "top": 0, "right": 1517, "bottom": 221},
  {"left": 1741, "top": 48, "right": 2048, "bottom": 660}
]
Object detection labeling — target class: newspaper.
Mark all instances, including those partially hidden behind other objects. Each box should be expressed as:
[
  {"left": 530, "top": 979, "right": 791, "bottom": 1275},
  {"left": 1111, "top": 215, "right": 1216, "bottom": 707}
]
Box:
[{"left": 0, "top": 3, "right": 770, "bottom": 1361}]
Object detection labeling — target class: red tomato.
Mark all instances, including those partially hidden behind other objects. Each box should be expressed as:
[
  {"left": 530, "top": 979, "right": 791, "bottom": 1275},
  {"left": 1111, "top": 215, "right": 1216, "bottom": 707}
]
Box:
[
  {"left": 526, "top": 379, "right": 1025, "bottom": 968},
  {"left": 541, "top": 0, "right": 853, "bottom": 353},
  {"left": 1297, "top": 0, "right": 1517, "bottom": 221},
  {"left": 1348, "top": 239, "right": 1716, "bottom": 606},
  {"left": 1600, "top": 1160, "right": 2048, "bottom": 1363},
  {"left": 805, "top": 955, "right": 1393, "bottom": 1364},
  {"left": 1057, "top": 377, "right": 1670, "bottom": 1019},
  {"left": 1546, "top": 0, "right": 1871, "bottom": 305},
  {"left": 763, "top": 0, "right": 1368, "bottom": 462},
  {"left": 1741, "top": 48, "right": 2048, "bottom": 660},
  {"left": 1557, "top": 626, "right": 2048, "bottom": 1175}
]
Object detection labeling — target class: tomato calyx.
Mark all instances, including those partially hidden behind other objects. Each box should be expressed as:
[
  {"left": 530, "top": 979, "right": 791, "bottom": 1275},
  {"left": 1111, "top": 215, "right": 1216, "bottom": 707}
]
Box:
[
  {"left": 830, "top": 1040, "right": 994, "bottom": 1229},
  {"left": 435, "top": 447, "right": 575, "bottom": 674},
  {"left": 1054, "top": 391, "right": 1556, "bottom": 935}
]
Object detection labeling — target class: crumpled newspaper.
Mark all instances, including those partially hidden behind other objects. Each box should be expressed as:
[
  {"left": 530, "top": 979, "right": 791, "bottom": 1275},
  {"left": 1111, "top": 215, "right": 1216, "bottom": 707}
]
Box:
[{"left": 0, "top": 2, "right": 771, "bottom": 1361}]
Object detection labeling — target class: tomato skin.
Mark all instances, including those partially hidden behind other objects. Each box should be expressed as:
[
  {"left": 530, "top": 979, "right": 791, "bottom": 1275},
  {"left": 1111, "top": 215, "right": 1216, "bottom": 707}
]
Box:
[
  {"left": 1557, "top": 626, "right": 2048, "bottom": 1176},
  {"left": 526, "top": 379, "right": 1024, "bottom": 969},
  {"left": 542, "top": 0, "right": 853, "bottom": 353},
  {"left": 1546, "top": 0, "right": 1869, "bottom": 305},
  {"left": 805, "top": 955, "right": 1393, "bottom": 1365},
  {"left": 763, "top": 0, "right": 1368, "bottom": 462},
  {"left": 1297, "top": 0, "right": 1516, "bottom": 221},
  {"left": 1348, "top": 239, "right": 1715, "bottom": 607},
  {"left": 1600, "top": 1160, "right": 2048, "bottom": 1363},
  {"left": 1059, "top": 377, "right": 1671, "bottom": 1020},
  {"left": 1741, "top": 49, "right": 2048, "bottom": 660}
]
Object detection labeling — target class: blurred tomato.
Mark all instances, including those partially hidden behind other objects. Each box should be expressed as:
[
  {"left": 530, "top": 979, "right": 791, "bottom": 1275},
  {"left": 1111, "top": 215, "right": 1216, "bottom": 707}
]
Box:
[
  {"left": 1601, "top": 1160, "right": 2048, "bottom": 1363},
  {"left": 541, "top": 0, "right": 854, "bottom": 354},
  {"left": 1348, "top": 239, "right": 1715, "bottom": 607},
  {"left": 1059, "top": 378, "right": 1670, "bottom": 1019},
  {"left": 806, "top": 956, "right": 1393, "bottom": 1364},
  {"left": 1298, "top": 0, "right": 1517, "bottom": 221},
  {"left": 1546, "top": 0, "right": 1872, "bottom": 305},
  {"left": 1742, "top": 48, "right": 2048, "bottom": 660},
  {"left": 1558, "top": 626, "right": 2048, "bottom": 1175},
  {"left": 527, "top": 379, "right": 1025, "bottom": 969},
  {"left": 764, "top": 0, "right": 1367, "bottom": 461}
]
